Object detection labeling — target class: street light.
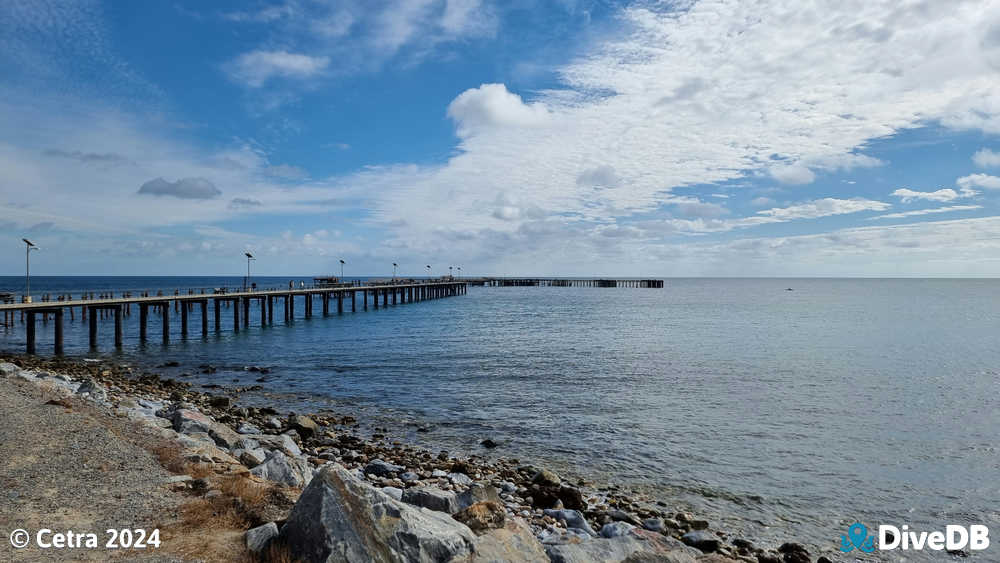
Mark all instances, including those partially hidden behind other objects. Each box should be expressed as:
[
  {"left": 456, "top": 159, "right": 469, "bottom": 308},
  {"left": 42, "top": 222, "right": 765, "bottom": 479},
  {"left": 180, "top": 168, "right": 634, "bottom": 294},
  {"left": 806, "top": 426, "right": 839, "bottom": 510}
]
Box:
[
  {"left": 426, "top": 265, "right": 431, "bottom": 278},
  {"left": 245, "top": 251, "right": 255, "bottom": 291},
  {"left": 449, "top": 266, "right": 453, "bottom": 279},
  {"left": 339, "top": 259, "right": 345, "bottom": 279},
  {"left": 457, "top": 267, "right": 461, "bottom": 279},
  {"left": 392, "top": 262, "right": 398, "bottom": 280},
  {"left": 23, "top": 238, "right": 38, "bottom": 303}
]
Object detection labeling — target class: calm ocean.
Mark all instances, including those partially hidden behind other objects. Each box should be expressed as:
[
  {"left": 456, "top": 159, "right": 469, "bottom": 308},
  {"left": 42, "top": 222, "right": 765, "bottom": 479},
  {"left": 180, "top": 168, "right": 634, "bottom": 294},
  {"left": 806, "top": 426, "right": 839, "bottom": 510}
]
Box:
[{"left": 1, "top": 276, "right": 998, "bottom": 559}]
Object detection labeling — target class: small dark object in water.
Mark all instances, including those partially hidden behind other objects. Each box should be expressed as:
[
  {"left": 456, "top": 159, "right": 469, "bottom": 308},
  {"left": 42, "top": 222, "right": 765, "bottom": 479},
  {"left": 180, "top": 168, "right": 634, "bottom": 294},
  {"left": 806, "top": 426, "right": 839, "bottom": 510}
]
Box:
[
  {"left": 159, "top": 361, "right": 180, "bottom": 368},
  {"left": 785, "top": 288, "right": 793, "bottom": 291},
  {"left": 480, "top": 438, "right": 499, "bottom": 449}
]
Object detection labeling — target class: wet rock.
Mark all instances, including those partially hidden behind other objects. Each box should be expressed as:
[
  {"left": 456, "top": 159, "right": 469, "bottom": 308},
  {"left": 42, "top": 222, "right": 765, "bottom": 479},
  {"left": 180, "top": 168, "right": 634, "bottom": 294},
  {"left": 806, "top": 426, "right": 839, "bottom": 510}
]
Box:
[
  {"left": 681, "top": 530, "right": 720, "bottom": 553},
  {"left": 532, "top": 468, "right": 561, "bottom": 487},
  {"left": 816, "top": 557, "right": 835, "bottom": 563},
  {"left": 400, "top": 471, "right": 420, "bottom": 483},
  {"left": 453, "top": 501, "right": 506, "bottom": 533},
  {"left": 279, "top": 464, "right": 477, "bottom": 562},
  {"left": 778, "top": 542, "right": 810, "bottom": 563},
  {"left": 449, "top": 472, "right": 474, "bottom": 486},
  {"left": 208, "top": 396, "right": 231, "bottom": 408},
  {"left": 401, "top": 486, "right": 459, "bottom": 513},
  {"left": 289, "top": 415, "right": 319, "bottom": 440},
  {"left": 601, "top": 521, "right": 637, "bottom": 538},
  {"left": 689, "top": 519, "right": 709, "bottom": 531},
  {"left": 480, "top": 438, "right": 498, "bottom": 448},
  {"left": 266, "top": 416, "right": 282, "bottom": 429},
  {"left": 543, "top": 509, "right": 597, "bottom": 536},
  {"left": 365, "top": 458, "right": 405, "bottom": 477},
  {"left": 250, "top": 451, "right": 315, "bottom": 487},
  {"left": 245, "top": 522, "right": 279, "bottom": 553}
]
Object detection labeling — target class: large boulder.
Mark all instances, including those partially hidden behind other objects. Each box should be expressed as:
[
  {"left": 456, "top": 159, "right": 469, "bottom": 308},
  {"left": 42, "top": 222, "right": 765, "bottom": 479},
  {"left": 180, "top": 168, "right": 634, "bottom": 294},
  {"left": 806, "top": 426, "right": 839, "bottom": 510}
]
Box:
[
  {"left": 254, "top": 433, "right": 303, "bottom": 457},
  {"left": 250, "top": 451, "right": 315, "bottom": 487},
  {"left": 470, "top": 518, "right": 549, "bottom": 562},
  {"left": 246, "top": 522, "right": 279, "bottom": 553},
  {"left": 207, "top": 422, "right": 243, "bottom": 449},
  {"left": 0, "top": 362, "right": 19, "bottom": 377},
  {"left": 364, "top": 459, "right": 405, "bottom": 478},
  {"left": 279, "top": 464, "right": 478, "bottom": 563},
  {"left": 453, "top": 501, "right": 506, "bottom": 533},
  {"left": 546, "top": 529, "right": 699, "bottom": 563}
]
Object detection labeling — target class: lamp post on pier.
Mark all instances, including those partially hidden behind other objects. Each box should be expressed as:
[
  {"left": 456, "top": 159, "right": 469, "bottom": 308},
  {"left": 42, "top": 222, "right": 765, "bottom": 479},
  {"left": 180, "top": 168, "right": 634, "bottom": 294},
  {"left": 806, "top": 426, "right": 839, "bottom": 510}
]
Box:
[
  {"left": 449, "top": 266, "right": 453, "bottom": 279},
  {"left": 22, "top": 238, "right": 38, "bottom": 303},
  {"left": 392, "top": 262, "right": 398, "bottom": 281},
  {"left": 244, "top": 252, "right": 255, "bottom": 291},
  {"left": 426, "top": 265, "right": 431, "bottom": 279},
  {"left": 339, "top": 259, "right": 345, "bottom": 280}
]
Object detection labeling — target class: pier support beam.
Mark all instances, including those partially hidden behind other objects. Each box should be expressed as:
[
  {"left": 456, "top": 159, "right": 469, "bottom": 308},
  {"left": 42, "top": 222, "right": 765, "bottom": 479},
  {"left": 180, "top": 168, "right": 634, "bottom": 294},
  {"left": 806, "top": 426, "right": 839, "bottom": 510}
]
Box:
[
  {"left": 200, "top": 301, "right": 208, "bottom": 336},
  {"left": 162, "top": 304, "right": 170, "bottom": 344},
  {"left": 352, "top": 291, "right": 356, "bottom": 312},
  {"left": 374, "top": 289, "right": 379, "bottom": 310},
  {"left": 26, "top": 312, "right": 36, "bottom": 354},
  {"left": 89, "top": 307, "right": 98, "bottom": 348},
  {"left": 54, "top": 309, "right": 63, "bottom": 355},
  {"left": 337, "top": 292, "right": 343, "bottom": 314},
  {"left": 243, "top": 297, "right": 250, "bottom": 327},
  {"left": 181, "top": 301, "right": 188, "bottom": 337},
  {"left": 115, "top": 306, "right": 123, "bottom": 348},
  {"left": 267, "top": 296, "right": 274, "bottom": 324},
  {"left": 322, "top": 294, "right": 329, "bottom": 316},
  {"left": 363, "top": 290, "right": 368, "bottom": 310},
  {"left": 140, "top": 304, "right": 148, "bottom": 341},
  {"left": 232, "top": 299, "right": 239, "bottom": 333}
]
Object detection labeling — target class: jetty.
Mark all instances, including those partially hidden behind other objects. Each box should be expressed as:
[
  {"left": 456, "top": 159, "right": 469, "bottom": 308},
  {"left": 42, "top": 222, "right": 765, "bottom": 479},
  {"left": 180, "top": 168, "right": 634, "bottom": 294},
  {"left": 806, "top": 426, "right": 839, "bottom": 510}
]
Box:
[
  {"left": 467, "top": 277, "right": 664, "bottom": 288},
  {"left": 0, "top": 281, "right": 466, "bottom": 355}
]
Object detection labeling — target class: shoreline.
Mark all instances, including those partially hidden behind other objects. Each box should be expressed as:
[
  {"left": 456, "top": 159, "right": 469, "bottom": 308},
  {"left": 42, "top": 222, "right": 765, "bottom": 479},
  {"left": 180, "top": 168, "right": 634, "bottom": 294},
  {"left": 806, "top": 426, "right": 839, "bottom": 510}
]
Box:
[{"left": 0, "top": 353, "right": 835, "bottom": 563}]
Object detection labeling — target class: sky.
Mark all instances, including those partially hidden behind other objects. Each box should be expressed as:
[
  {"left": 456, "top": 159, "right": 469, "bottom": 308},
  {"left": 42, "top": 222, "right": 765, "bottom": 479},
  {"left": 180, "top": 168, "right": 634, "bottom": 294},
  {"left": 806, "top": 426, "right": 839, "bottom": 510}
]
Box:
[{"left": 1, "top": 0, "right": 1000, "bottom": 277}]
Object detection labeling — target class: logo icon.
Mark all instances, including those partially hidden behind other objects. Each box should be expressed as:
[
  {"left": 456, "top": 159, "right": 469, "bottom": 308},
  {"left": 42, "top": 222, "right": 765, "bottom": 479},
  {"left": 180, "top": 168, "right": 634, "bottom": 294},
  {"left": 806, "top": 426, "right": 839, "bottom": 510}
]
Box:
[{"left": 841, "top": 522, "right": 876, "bottom": 553}]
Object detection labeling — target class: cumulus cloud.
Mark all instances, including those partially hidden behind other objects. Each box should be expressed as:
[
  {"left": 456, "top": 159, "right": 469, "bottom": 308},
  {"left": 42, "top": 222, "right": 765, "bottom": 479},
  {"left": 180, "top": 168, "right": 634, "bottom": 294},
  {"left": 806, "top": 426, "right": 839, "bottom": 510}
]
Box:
[
  {"left": 891, "top": 188, "right": 961, "bottom": 203},
  {"left": 226, "top": 50, "right": 330, "bottom": 88},
  {"left": 447, "top": 84, "right": 549, "bottom": 137},
  {"left": 576, "top": 165, "right": 620, "bottom": 188},
  {"left": 972, "top": 148, "right": 1000, "bottom": 168},
  {"left": 755, "top": 198, "right": 890, "bottom": 221},
  {"left": 768, "top": 163, "right": 816, "bottom": 185},
  {"left": 957, "top": 173, "right": 1000, "bottom": 190},
  {"left": 869, "top": 205, "right": 983, "bottom": 220},
  {"left": 137, "top": 177, "right": 221, "bottom": 199}
]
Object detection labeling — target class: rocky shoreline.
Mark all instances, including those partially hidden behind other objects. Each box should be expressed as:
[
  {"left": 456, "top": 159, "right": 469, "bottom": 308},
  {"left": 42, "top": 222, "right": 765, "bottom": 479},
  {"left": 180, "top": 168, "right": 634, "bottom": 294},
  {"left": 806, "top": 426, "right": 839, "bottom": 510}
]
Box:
[{"left": 0, "top": 354, "right": 836, "bottom": 563}]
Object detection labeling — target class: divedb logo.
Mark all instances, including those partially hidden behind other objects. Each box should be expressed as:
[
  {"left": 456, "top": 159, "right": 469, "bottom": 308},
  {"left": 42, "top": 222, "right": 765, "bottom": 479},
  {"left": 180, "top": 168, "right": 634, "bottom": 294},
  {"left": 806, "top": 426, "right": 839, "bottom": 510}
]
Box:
[{"left": 840, "top": 522, "right": 990, "bottom": 554}]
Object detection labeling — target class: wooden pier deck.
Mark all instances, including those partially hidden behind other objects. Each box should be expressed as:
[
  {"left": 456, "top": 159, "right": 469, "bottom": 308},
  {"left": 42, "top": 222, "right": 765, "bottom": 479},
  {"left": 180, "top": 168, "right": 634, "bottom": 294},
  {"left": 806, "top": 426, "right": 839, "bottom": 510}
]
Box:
[{"left": 0, "top": 281, "right": 466, "bottom": 355}]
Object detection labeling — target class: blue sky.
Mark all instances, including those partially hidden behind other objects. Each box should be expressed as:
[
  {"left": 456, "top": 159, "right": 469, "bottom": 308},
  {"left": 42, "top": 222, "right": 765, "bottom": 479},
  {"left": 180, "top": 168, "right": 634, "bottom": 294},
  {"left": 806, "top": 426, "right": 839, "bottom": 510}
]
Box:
[{"left": 2, "top": 0, "right": 1000, "bottom": 277}]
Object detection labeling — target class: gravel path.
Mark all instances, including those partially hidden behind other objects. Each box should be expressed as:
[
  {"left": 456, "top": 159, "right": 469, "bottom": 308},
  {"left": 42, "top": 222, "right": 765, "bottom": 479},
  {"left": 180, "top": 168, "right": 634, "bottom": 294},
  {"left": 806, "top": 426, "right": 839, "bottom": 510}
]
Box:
[{"left": 0, "top": 376, "right": 185, "bottom": 562}]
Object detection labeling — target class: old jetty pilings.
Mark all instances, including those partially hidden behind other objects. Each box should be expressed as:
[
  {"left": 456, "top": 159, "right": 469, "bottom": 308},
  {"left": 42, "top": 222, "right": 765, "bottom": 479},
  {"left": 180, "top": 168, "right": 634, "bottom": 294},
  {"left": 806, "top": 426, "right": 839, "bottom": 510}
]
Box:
[{"left": 0, "top": 281, "right": 466, "bottom": 355}]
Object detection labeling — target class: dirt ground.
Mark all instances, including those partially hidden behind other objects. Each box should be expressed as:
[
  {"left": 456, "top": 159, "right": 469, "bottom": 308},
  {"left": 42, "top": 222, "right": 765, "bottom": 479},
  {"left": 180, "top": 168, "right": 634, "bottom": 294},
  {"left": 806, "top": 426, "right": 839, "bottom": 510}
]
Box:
[{"left": 0, "top": 375, "right": 187, "bottom": 562}]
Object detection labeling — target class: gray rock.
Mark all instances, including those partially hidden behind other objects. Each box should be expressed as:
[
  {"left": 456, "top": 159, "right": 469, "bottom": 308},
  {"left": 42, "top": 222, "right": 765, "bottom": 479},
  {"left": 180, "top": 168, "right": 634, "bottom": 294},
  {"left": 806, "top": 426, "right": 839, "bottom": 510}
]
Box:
[
  {"left": 381, "top": 486, "right": 403, "bottom": 501},
  {"left": 289, "top": 415, "right": 319, "bottom": 439},
  {"left": 266, "top": 416, "right": 282, "bottom": 429},
  {"left": 500, "top": 481, "right": 517, "bottom": 494},
  {"left": 680, "top": 530, "right": 720, "bottom": 553},
  {"left": 601, "top": 521, "right": 636, "bottom": 538},
  {"left": 75, "top": 377, "right": 108, "bottom": 402},
  {"left": 208, "top": 422, "right": 243, "bottom": 449},
  {"left": 449, "top": 472, "right": 474, "bottom": 486},
  {"left": 250, "top": 451, "right": 314, "bottom": 487},
  {"left": 456, "top": 484, "right": 502, "bottom": 512},
  {"left": 237, "top": 422, "right": 262, "bottom": 435},
  {"left": 240, "top": 448, "right": 268, "bottom": 467},
  {"left": 365, "top": 458, "right": 405, "bottom": 477},
  {"left": 401, "top": 486, "right": 459, "bottom": 513},
  {"left": 469, "top": 519, "right": 548, "bottom": 562},
  {"left": 172, "top": 409, "right": 213, "bottom": 435},
  {"left": 532, "top": 469, "right": 561, "bottom": 487},
  {"left": 279, "top": 464, "right": 477, "bottom": 562},
  {"left": 237, "top": 437, "right": 261, "bottom": 450},
  {"left": 642, "top": 518, "right": 665, "bottom": 533},
  {"left": 546, "top": 530, "right": 698, "bottom": 563},
  {"left": 543, "top": 509, "right": 597, "bottom": 536},
  {"left": 254, "top": 433, "right": 302, "bottom": 457},
  {"left": 431, "top": 469, "right": 448, "bottom": 478},
  {"left": 245, "top": 522, "right": 279, "bottom": 553},
  {"left": 0, "top": 362, "right": 19, "bottom": 377},
  {"left": 400, "top": 471, "right": 420, "bottom": 483}
]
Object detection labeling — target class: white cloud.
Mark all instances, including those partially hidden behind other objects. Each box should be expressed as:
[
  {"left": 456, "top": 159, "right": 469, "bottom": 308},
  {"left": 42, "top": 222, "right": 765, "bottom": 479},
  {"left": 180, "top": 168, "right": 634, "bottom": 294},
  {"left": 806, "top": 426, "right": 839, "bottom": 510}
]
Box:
[
  {"left": 769, "top": 163, "right": 816, "bottom": 185},
  {"left": 869, "top": 205, "right": 983, "bottom": 220},
  {"left": 957, "top": 173, "right": 1000, "bottom": 190},
  {"left": 446, "top": 83, "right": 550, "bottom": 137},
  {"left": 972, "top": 148, "right": 1000, "bottom": 168},
  {"left": 755, "top": 198, "right": 890, "bottom": 221},
  {"left": 750, "top": 197, "right": 776, "bottom": 207},
  {"left": 226, "top": 50, "right": 330, "bottom": 88},
  {"left": 891, "top": 188, "right": 961, "bottom": 203}
]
